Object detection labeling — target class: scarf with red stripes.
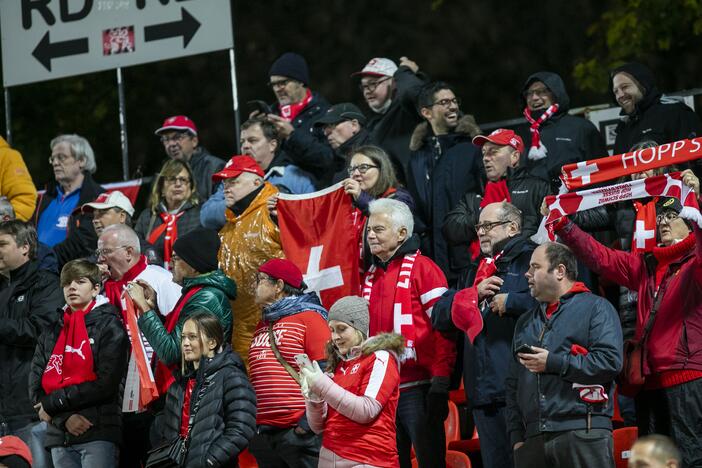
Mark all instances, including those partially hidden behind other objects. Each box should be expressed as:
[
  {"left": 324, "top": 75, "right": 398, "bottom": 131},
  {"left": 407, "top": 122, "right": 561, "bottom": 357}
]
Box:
[
  {"left": 523, "top": 104, "right": 559, "bottom": 161},
  {"left": 278, "top": 89, "right": 313, "bottom": 122},
  {"left": 148, "top": 211, "right": 185, "bottom": 269}
]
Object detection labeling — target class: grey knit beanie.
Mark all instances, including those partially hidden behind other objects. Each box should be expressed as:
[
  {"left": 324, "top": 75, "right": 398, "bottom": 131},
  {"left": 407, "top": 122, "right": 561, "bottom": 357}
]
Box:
[{"left": 328, "top": 296, "right": 370, "bottom": 337}]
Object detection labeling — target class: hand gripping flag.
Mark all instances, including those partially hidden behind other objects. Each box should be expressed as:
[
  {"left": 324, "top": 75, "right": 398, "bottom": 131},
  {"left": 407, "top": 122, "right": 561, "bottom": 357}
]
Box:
[{"left": 277, "top": 183, "right": 362, "bottom": 308}]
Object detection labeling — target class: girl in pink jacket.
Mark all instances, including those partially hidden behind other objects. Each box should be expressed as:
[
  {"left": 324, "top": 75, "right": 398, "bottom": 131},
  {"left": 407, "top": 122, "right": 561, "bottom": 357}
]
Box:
[{"left": 301, "top": 296, "right": 404, "bottom": 468}]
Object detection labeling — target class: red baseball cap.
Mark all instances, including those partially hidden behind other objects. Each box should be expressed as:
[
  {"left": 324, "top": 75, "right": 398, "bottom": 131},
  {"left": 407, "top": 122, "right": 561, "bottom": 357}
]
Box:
[
  {"left": 212, "top": 155, "right": 265, "bottom": 182},
  {"left": 154, "top": 115, "right": 198, "bottom": 136},
  {"left": 258, "top": 258, "right": 304, "bottom": 289},
  {"left": 473, "top": 128, "right": 525, "bottom": 154},
  {"left": 0, "top": 436, "right": 33, "bottom": 465}
]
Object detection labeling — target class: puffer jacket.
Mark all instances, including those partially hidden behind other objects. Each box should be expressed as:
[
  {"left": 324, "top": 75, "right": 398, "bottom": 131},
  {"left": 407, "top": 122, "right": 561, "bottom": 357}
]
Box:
[
  {"left": 517, "top": 71, "right": 608, "bottom": 193},
  {"left": 610, "top": 62, "right": 702, "bottom": 160},
  {"left": 156, "top": 346, "right": 257, "bottom": 468},
  {"left": 0, "top": 261, "right": 64, "bottom": 427},
  {"left": 307, "top": 333, "right": 405, "bottom": 468},
  {"left": 29, "top": 297, "right": 130, "bottom": 447},
  {"left": 138, "top": 269, "right": 236, "bottom": 366},
  {"left": 134, "top": 200, "right": 202, "bottom": 265},
  {"left": 0, "top": 136, "right": 36, "bottom": 221},
  {"left": 505, "top": 289, "right": 622, "bottom": 447},
  {"left": 218, "top": 182, "right": 283, "bottom": 366},
  {"left": 33, "top": 172, "right": 105, "bottom": 269},
  {"left": 406, "top": 115, "right": 483, "bottom": 283}
]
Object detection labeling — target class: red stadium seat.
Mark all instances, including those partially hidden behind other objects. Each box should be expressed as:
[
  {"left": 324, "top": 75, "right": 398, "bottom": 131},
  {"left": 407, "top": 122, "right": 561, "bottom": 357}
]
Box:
[
  {"left": 445, "top": 400, "right": 461, "bottom": 444},
  {"left": 613, "top": 426, "right": 638, "bottom": 468},
  {"left": 446, "top": 450, "right": 472, "bottom": 468},
  {"left": 238, "top": 448, "right": 258, "bottom": 468}
]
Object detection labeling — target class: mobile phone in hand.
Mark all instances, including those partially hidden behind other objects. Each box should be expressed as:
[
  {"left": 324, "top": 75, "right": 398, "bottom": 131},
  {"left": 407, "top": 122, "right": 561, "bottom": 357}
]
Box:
[
  {"left": 294, "top": 353, "right": 314, "bottom": 370},
  {"left": 515, "top": 344, "right": 536, "bottom": 355}
]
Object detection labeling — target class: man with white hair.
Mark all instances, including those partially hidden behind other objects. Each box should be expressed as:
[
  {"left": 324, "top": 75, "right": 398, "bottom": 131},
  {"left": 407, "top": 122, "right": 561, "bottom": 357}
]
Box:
[
  {"left": 96, "top": 223, "right": 181, "bottom": 468},
  {"left": 353, "top": 56, "right": 425, "bottom": 182},
  {"left": 362, "top": 198, "right": 455, "bottom": 468},
  {"left": 34, "top": 134, "right": 105, "bottom": 268}
]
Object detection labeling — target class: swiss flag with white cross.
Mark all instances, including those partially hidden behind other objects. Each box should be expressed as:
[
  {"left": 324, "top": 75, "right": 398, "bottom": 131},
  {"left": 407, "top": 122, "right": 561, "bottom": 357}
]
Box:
[{"left": 277, "top": 183, "right": 361, "bottom": 309}]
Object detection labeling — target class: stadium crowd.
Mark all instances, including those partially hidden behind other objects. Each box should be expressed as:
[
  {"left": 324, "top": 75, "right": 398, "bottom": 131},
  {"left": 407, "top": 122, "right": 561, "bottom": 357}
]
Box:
[{"left": 0, "top": 52, "right": 700, "bottom": 468}]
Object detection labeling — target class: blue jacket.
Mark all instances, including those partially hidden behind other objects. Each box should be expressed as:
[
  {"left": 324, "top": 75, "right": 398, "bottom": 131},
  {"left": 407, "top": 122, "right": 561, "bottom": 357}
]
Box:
[{"left": 505, "top": 289, "right": 623, "bottom": 446}]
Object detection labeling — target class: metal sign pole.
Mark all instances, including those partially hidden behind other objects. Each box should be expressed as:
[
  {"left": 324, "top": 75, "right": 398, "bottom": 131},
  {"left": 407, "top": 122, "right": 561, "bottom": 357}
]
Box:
[
  {"left": 229, "top": 48, "right": 241, "bottom": 151},
  {"left": 116, "top": 67, "right": 129, "bottom": 180},
  {"left": 3, "top": 87, "right": 11, "bottom": 145}
]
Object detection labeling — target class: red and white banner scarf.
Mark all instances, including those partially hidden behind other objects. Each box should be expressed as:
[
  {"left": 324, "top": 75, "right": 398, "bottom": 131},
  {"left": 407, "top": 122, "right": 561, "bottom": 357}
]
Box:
[
  {"left": 544, "top": 172, "right": 702, "bottom": 239},
  {"left": 570, "top": 344, "right": 608, "bottom": 403},
  {"left": 632, "top": 200, "right": 658, "bottom": 253},
  {"left": 561, "top": 137, "right": 702, "bottom": 191},
  {"left": 148, "top": 211, "right": 184, "bottom": 270},
  {"left": 279, "top": 89, "right": 313, "bottom": 122},
  {"left": 123, "top": 294, "right": 159, "bottom": 410},
  {"left": 523, "top": 104, "right": 559, "bottom": 161},
  {"left": 362, "top": 252, "right": 418, "bottom": 362}
]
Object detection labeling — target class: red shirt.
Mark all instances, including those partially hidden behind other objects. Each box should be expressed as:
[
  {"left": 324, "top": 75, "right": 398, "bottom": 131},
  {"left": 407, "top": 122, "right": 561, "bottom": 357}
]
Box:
[
  {"left": 322, "top": 350, "right": 400, "bottom": 467},
  {"left": 249, "top": 311, "right": 330, "bottom": 427}
]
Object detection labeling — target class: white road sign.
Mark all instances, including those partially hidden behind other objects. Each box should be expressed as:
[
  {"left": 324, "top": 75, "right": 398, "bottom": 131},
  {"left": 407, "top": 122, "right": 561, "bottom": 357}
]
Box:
[{"left": 1, "top": 0, "right": 234, "bottom": 87}]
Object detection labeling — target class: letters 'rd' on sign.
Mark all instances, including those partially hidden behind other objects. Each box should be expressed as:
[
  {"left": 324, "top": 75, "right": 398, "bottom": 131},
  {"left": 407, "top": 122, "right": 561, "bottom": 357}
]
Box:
[{"left": 0, "top": 0, "right": 234, "bottom": 87}]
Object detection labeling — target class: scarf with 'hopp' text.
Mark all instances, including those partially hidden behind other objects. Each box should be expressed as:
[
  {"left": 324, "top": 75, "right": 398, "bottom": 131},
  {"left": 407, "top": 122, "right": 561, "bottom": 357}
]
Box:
[{"left": 543, "top": 172, "right": 702, "bottom": 239}]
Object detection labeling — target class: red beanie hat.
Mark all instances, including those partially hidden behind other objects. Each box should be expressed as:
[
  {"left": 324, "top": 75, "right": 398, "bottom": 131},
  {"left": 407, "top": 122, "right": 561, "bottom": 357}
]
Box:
[{"left": 258, "top": 258, "right": 304, "bottom": 289}]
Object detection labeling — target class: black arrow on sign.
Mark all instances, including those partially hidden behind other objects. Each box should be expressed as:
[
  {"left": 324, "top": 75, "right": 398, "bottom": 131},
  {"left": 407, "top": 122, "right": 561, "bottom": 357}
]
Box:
[
  {"left": 32, "top": 31, "right": 89, "bottom": 72},
  {"left": 144, "top": 7, "right": 201, "bottom": 48}
]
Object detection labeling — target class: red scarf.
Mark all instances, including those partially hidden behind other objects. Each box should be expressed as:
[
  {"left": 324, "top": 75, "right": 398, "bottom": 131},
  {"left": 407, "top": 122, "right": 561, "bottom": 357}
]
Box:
[
  {"left": 123, "top": 294, "right": 159, "bottom": 410},
  {"left": 545, "top": 282, "right": 590, "bottom": 318},
  {"left": 632, "top": 199, "right": 658, "bottom": 253},
  {"left": 470, "top": 180, "right": 511, "bottom": 259},
  {"left": 179, "top": 379, "right": 196, "bottom": 437},
  {"left": 652, "top": 232, "right": 695, "bottom": 288},
  {"left": 148, "top": 211, "right": 185, "bottom": 269},
  {"left": 523, "top": 104, "right": 559, "bottom": 161},
  {"left": 362, "top": 252, "right": 419, "bottom": 362},
  {"left": 153, "top": 286, "right": 204, "bottom": 396},
  {"left": 278, "top": 89, "right": 313, "bottom": 122},
  {"left": 104, "top": 255, "right": 148, "bottom": 316},
  {"left": 42, "top": 300, "right": 98, "bottom": 394}
]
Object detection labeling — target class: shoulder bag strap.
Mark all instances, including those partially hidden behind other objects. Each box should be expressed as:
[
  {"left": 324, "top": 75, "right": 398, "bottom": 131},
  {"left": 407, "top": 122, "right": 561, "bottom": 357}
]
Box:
[{"left": 267, "top": 323, "right": 301, "bottom": 385}]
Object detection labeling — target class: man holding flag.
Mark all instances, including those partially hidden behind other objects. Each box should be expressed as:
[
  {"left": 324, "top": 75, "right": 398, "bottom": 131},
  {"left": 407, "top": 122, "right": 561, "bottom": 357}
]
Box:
[{"left": 544, "top": 167, "right": 702, "bottom": 467}]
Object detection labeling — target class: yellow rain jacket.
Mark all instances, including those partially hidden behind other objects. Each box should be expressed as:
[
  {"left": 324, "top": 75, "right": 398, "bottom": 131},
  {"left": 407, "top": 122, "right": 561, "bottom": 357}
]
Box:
[{"left": 0, "top": 137, "right": 36, "bottom": 221}]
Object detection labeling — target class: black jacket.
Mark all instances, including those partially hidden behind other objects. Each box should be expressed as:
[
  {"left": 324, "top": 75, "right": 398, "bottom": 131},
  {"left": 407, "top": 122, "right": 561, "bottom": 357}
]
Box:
[
  {"left": 611, "top": 63, "right": 702, "bottom": 160},
  {"left": 33, "top": 172, "right": 105, "bottom": 270},
  {"left": 406, "top": 116, "right": 483, "bottom": 283},
  {"left": 442, "top": 166, "right": 551, "bottom": 253},
  {"left": 505, "top": 290, "right": 623, "bottom": 447},
  {"left": 29, "top": 298, "right": 130, "bottom": 448},
  {"left": 366, "top": 66, "right": 426, "bottom": 184},
  {"left": 0, "top": 261, "right": 64, "bottom": 427},
  {"left": 189, "top": 146, "right": 226, "bottom": 201},
  {"left": 517, "top": 72, "right": 608, "bottom": 193},
  {"left": 277, "top": 92, "right": 342, "bottom": 189},
  {"left": 155, "top": 347, "right": 256, "bottom": 468}
]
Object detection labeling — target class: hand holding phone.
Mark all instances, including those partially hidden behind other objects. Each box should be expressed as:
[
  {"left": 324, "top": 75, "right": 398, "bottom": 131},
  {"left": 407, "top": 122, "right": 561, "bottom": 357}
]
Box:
[
  {"left": 515, "top": 344, "right": 536, "bottom": 355},
  {"left": 294, "top": 353, "right": 314, "bottom": 371}
]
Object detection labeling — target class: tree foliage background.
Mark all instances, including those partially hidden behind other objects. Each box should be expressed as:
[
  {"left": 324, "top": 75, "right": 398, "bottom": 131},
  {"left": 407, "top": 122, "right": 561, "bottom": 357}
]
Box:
[{"left": 1, "top": 0, "right": 701, "bottom": 195}]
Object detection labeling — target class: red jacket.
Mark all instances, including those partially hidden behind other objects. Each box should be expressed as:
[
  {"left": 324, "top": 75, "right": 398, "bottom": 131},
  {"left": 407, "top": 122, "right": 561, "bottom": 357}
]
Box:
[
  {"left": 364, "top": 238, "right": 456, "bottom": 386},
  {"left": 557, "top": 220, "right": 702, "bottom": 376}
]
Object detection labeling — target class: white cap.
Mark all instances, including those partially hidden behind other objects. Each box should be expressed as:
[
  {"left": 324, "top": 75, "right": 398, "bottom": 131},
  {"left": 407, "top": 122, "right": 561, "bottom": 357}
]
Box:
[
  {"left": 352, "top": 57, "right": 398, "bottom": 77},
  {"left": 81, "top": 191, "right": 135, "bottom": 216}
]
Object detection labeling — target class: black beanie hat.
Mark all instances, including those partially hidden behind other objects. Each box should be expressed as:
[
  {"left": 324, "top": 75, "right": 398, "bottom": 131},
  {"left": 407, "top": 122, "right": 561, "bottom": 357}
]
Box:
[
  {"left": 173, "top": 228, "right": 220, "bottom": 274},
  {"left": 269, "top": 52, "right": 310, "bottom": 86}
]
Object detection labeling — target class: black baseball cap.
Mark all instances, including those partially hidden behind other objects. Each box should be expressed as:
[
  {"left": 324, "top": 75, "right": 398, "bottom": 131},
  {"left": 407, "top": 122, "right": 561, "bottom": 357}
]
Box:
[{"left": 314, "top": 103, "right": 367, "bottom": 127}]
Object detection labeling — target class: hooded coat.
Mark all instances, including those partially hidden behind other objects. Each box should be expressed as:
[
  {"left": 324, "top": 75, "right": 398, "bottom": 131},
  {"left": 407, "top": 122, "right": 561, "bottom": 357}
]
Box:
[
  {"left": 518, "top": 72, "right": 607, "bottom": 193},
  {"left": 0, "top": 136, "right": 36, "bottom": 221},
  {"left": 610, "top": 62, "right": 702, "bottom": 158},
  {"left": 406, "top": 115, "right": 483, "bottom": 283}
]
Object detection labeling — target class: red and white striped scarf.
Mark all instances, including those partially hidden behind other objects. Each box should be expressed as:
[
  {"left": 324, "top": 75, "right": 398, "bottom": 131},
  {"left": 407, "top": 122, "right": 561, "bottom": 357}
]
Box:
[
  {"left": 362, "top": 252, "right": 418, "bottom": 362},
  {"left": 523, "top": 104, "right": 559, "bottom": 161},
  {"left": 148, "top": 211, "right": 185, "bottom": 269},
  {"left": 544, "top": 172, "right": 702, "bottom": 239}
]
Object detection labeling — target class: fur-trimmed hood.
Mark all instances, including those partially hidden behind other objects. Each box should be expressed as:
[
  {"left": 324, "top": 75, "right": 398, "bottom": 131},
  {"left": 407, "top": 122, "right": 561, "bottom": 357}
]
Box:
[
  {"left": 361, "top": 332, "right": 405, "bottom": 357},
  {"left": 409, "top": 114, "right": 481, "bottom": 151}
]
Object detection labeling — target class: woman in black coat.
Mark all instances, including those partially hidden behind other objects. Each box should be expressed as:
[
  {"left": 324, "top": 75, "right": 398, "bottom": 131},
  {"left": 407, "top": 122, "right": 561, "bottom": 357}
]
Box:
[{"left": 153, "top": 311, "right": 256, "bottom": 468}]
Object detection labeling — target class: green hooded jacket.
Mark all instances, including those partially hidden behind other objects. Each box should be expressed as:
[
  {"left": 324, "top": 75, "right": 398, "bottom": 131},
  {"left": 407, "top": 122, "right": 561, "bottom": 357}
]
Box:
[{"left": 138, "top": 269, "right": 236, "bottom": 366}]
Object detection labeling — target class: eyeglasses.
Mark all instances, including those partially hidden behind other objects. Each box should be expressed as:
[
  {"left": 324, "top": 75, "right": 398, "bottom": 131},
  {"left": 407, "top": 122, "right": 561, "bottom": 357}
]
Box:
[
  {"left": 656, "top": 211, "right": 679, "bottom": 225},
  {"left": 431, "top": 97, "right": 460, "bottom": 108},
  {"left": 522, "top": 87, "right": 551, "bottom": 99},
  {"left": 347, "top": 163, "right": 378, "bottom": 175},
  {"left": 48, "top": 154, "right": 75, "bottom": 164},
  {"left": 160, "top": 133, "right": 190, "bottom": 144},
  {"left": 474, "top": 220, "right": 511, "bottom": 233},
  {"left": 359, "top": 77, "right": 391, "bottom": 94},
  {"left": 95, "top": 245, "right": 129, "bottom": 257},
  {"left": 164, "top": 176, "right": 191, "bottom": 185},
  {"left": 268, "top": 78, "right": 292, "bottom": 89}
]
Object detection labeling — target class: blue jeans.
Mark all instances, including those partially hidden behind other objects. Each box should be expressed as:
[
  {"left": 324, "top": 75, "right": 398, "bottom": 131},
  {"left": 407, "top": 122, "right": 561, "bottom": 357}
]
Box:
[
  {"left": 396, "top": 385, "right": 445, "bottom": 468},
  {"left": 51, "top": 441, "right": 119, "bottom": 468},
  {"left": 6, "top": 420, "right": 52, "bottom": 468},
  {"left": 473, "top": 404, "right": 514, "bottom": 468}
]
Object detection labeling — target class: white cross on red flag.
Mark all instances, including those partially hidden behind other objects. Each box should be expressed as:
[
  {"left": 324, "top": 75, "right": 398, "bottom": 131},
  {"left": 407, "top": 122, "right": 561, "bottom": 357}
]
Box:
[{"left": 277, "top": 183, "right": 362, "bottom": 309}]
